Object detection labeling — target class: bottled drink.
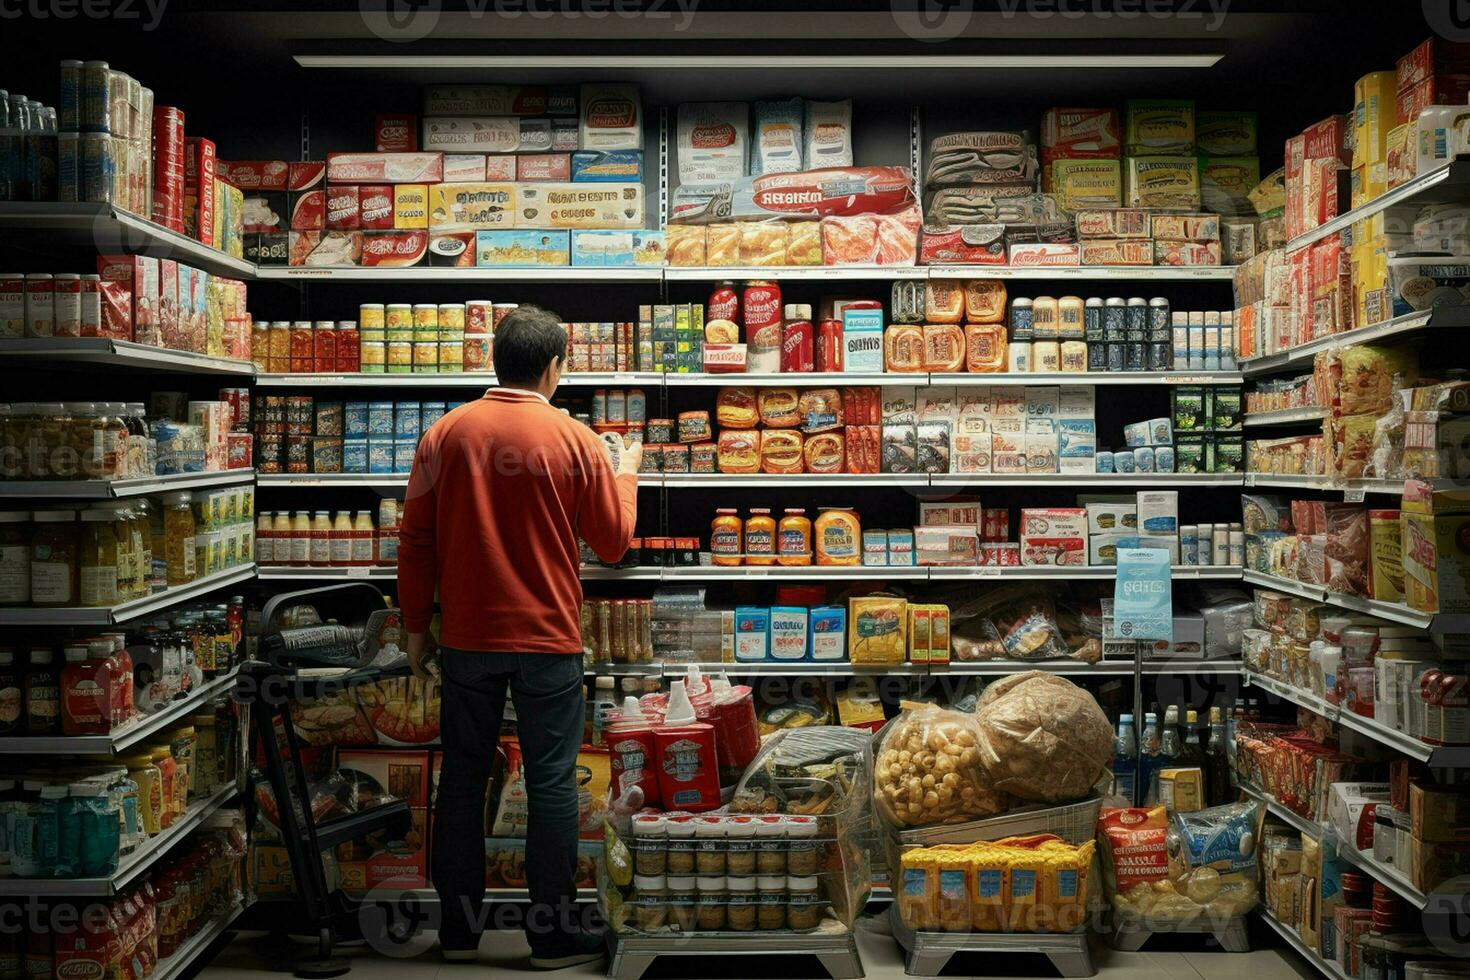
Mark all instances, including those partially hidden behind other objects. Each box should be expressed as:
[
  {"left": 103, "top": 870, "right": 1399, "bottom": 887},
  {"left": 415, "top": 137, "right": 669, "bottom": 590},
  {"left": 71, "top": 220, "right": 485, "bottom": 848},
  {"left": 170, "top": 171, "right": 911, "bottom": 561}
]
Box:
[
  {"left": 309, "top": 512, "right": 331, "bottom": 567},
  {"left": 288, "top": 511, "right": 309, "bottom": 567},
  {"left": 23, "top": 646, "right": 58, "bottom": 736},
  {"left": 350, "top": 512, "right": 374, "bottom": 567},
  {"left": 0, "top": 649, "right": 19, "bottom": 736},
  {"left": 1180, "top": 709, "right": 1206, "bottom": 771},
  {"left": 1206, "top": 706, "right": 1232, "bottom": 806},
  {"left": 1159, "top": 705, "right": 1182, "bottom": 777},
  {"left": 1139, "top": 712, "right": 1161, "bottom": 805},
  {"left": 272, "top": 512, "right": 292, "bottom": 568},
  {"left": 329, "top": 512, "right": 351, "bottom": 567},
  {"left": 1112, "top": 713, "right": 1138, "bottom": 805}
]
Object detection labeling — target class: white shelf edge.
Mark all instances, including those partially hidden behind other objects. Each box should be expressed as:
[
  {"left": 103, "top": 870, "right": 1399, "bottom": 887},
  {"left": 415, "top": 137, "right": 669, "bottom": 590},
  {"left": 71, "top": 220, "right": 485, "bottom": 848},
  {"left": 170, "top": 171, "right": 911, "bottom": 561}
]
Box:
[
  {"left": 925, "top": 264, "right": 1236, "bottom": 280},
  {"left": 0, "top": 470, "right": 255, "bottom": 500},
  {"left": 0, "top": 338, "right": 257, "bottom": 376},
  {"left": 1239, "top": 570, "right": 1438, "bottom": 629},
  {"left": 149, "top": 903, "right": 244, "bottom": 980},
  {"left": 0, "top": 565, "right": 257, "bottom": 626},
  {"left": 1240, "top": 308, "right": 1470, "bottom": 378},
  {"left": 1243, "top": 407, "right": 1328, "bottom": 427},
  {"left": 0, "top": 203, "right": 256, "bottom": 278},
  {"left": 1284, "top": 158, "right": 1460, "bottom": 253},
  {"left": 255, "top": 266, "right": 663, "bottom": 281}
]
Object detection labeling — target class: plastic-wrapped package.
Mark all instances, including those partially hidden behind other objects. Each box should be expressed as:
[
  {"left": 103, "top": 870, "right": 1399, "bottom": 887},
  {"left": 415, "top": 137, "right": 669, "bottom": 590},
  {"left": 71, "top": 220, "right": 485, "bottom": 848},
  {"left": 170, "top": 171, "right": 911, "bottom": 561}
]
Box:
[
  {"left": 874, "top": 205, "right": 922, "bottom": 266},
  {"left": 1336, "top": 344, "right": 1420, "bottom": 417},
  {"left": 948, "top": 585, "right": 1073, "bottom": 662},
  {"left": 975, "top": 672, "right": 1113, "bottom": 804},
  {"left": 1099, "top": 802, "right": 1260, "bottom": 924},
  {"left": 666, "top": 224, "right": 705, "bottom": 267},
  {"left": 873, "top": 701, "right": 1009, "bottom": 829},
  {"left": 1322, "top": 504, "right": 1369, "bottom": 595},
  {"left": 705, "top": 223, "right": 740, "bottom": 266},
  {"left": 822, "top": 213, "right": 878, "bottom": 265},
  {"left": 1200, "top": 599, "right": 1254, "bottom": 658}
]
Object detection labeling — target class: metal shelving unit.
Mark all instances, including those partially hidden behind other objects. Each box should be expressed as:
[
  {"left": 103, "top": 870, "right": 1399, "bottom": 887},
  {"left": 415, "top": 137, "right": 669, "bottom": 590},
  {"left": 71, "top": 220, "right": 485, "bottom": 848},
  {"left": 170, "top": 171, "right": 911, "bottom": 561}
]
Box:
[
  {"left": 0, "top": 564, "right": 257, "bottom": 626},
  {"left": 664, "top": 264, "right": 925, "bottom": 280},
  {"left": 0, "top": 203, "right": 256, "bottom": 278},
  {"left": 928, "top": 472, "right": 1244, "bottom": 487},
  {"left": 1240, "top": 307, "right": 1470, "bottom": 377},
  {"left": 257, "top": 473, "right": 409, "bottom": 488},
  {"left": 255, "top": 265, "right": 664, "bottom": 282},
  {"left": 0, "top": 470, "right": 256, "bottom": 500},
  {"left": 1240, "top": 569, "right": 1470, "bottom": 632},
  {"left": 150, "top": 904, "right": 244, "bottom": 980},
  {"left": 1243, "top": 407, "right": 1328, "bottom": 427},
  {"left": 925, "top": 264, "right": 1234, "bottom": 281},
  {"left": 1285, "top": 157, "right": 1470, "bottom": 253},
  {"left": 0, "top": 338, "right": 257, "bottom": 376}
]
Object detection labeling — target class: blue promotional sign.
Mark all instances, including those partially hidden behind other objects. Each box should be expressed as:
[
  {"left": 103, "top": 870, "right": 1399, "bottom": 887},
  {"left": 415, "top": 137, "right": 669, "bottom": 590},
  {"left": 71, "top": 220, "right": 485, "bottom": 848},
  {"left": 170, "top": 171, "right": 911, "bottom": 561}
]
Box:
[{"left": 1113, "top": 547, "right": 1173, "bottom": 643}]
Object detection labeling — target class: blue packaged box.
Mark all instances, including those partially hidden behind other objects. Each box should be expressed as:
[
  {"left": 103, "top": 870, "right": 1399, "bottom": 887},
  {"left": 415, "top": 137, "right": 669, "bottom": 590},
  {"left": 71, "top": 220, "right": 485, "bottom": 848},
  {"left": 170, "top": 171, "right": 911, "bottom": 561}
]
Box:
[
  {"left": 862, "top": 530, "right": 889, "bottom": 566},
  {"left": 343, "top": 438, "right": 368, "bottom": 474},
  {"left": 367, "top": 440, "right": 395, "bottom": 473},
  {"left": 344, "top": 401, "right": 369, "bottom": 439},
  {"left": 395, "top": 401, "right": 422, "bottom": 439},
  {"left": 476, "top": 229, "right": 570, "bottom": 267},
  {"left": 571, "top": 150, "right": 643, "bottom": 182},
  {"left": 393, "top": 440, "right": 416, "bottom": 473},
  {"left": 809, "top": 606, "right": 846, "bottom": 661},
  {"left": 367, "top": 401, "right": 394, "bottom": 437},
  {"left": 734, "top": 606, "right": 770, "bottom": 662},
  {"left": 842, "top": 308, "right": 884, "bottom": 372},
  {"left": 887, "top": 529, "right": 915, "bottom": 566},
  {"left": 422, "top": 401, "right": 448, "bottom": 429},
  {"left": 570, "top": 229, "right": 667, "bottom": 268},
  {"left": 769, "top": 607, "right": 808, "bottom": 661}
]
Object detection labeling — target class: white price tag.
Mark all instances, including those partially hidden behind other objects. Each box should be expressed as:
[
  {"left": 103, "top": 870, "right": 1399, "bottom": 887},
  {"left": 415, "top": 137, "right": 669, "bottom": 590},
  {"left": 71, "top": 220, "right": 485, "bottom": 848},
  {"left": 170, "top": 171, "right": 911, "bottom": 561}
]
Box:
[
  {"left": 345, "top": 566, "right": 372, "bottom": 578},
  {"left": 973, "top": 566, "right": 1002, "bottom": 577},
  {"left": 1344, "top": 488, "right": 1366, "bottom": 503}
]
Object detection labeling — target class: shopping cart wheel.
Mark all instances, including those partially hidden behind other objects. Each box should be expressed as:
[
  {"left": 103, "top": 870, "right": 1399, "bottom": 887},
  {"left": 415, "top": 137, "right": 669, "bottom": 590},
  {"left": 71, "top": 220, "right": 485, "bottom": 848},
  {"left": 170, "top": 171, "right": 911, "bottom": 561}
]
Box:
[{"left": 292, "top": 929, "right": 350, "bottom": 979}]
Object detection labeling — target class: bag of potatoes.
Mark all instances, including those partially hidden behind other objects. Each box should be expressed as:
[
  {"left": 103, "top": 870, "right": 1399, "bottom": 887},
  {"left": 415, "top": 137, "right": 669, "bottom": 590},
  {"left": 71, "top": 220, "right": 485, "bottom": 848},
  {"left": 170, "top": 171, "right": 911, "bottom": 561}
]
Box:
[
  {"left": 975, "top": 672, "right": 1113, "bottom": 804},
  {"left": 873, "top": 701, "right": 1010, "bottom": 829}
]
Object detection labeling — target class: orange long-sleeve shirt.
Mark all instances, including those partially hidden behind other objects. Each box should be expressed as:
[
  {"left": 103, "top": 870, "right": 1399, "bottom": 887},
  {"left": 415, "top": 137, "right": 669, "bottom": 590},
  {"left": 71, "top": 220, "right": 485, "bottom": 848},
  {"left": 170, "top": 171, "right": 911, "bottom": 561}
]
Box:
[{"left": 398, "top": 388, "right": 638, "bottom": 653}]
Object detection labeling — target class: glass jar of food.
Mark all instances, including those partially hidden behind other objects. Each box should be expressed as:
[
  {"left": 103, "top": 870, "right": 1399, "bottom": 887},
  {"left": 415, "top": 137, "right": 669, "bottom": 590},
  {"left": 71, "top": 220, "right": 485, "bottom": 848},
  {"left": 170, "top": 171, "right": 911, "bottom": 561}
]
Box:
[
  {"left": 725, "top": 876, "right": 756, "bottom": 931},
  {"left": 25, "top": 404, "right": 69, "bottom": 479},
  {"left": 30, "top": 510, "right": 77, "bottom": 607},
  {"left": 695, "top": 876, "right": 727, "bottom": 931},
  {"left": 814, "top": 507, "right": 861, "bottom": 566},
  {"left": 665, "top": 874, "right": 696, "bottom": 932},
  {"left": 785, "top": 815, "right": 819, "bottom": 876},
  {"left": 710, "top": 509, "right": 742, "bottom": 566},
  {"left": 755, "top": 875, "right": 787, "bottom": 930},
  {"left": 786, "top": 876, "right": 823, "bottom": 930},
  {"left": 776, "top": 509, "right": 812, "bottom": 566},
  {"left": 63, "top": 402, "right": 99, "bottom": 478},
  {"left": 631, "top": 813, "right": 667, "bottom": 875},
  {"left": 743, "top": 509, "right": 776, "bottom": 566},
  {"left": 632, "top": 875, "right": 666, "bottom": 931},
  {"left": 754, "top": 816, "right": 786, "bottom": 874},
  {"left": 694, "top": 816, "right": 726, "bottom": 874},
  {"left": 162, "top": 492, "right": 196, "bottom": 586},
  {"left": 0, "top": 404, "right": 21, "bottom": 480},
  {"left": 78, "top": 508, "right": 119, "bottom": 607},
  {"left": 0, "top": 512, "right": 30, "bottom": 606},
  {"left": 724, "top": 816, "right": 756, "bottom": 876},
  {"left": 665, "top": 816, "right": 696, "bottom": 874}
]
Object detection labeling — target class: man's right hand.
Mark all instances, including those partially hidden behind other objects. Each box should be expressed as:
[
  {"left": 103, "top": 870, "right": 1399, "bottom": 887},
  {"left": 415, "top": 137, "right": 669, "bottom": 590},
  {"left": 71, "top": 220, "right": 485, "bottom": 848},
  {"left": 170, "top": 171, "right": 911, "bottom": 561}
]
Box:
[{"left": 617, "top": 436, "right": 643, "bottom": 478}]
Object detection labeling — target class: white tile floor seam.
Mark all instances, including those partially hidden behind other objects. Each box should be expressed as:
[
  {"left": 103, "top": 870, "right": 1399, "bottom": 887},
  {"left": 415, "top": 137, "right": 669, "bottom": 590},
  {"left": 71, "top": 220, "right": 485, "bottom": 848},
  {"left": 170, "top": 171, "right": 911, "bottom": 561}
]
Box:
[{"left": 201, "top": 913, "right": 1320, "bottom": 980}]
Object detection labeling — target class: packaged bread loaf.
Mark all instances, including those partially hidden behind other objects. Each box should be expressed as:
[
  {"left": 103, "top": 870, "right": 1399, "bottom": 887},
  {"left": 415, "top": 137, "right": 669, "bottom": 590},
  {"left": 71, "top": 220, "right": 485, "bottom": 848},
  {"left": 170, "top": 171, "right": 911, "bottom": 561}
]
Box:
[
  {"left": 873, "top": 700, "right": 1009, "bottom": 829},
  {"left": 964, "top": 324, "right": 1007, "bottom": 372},
  {"left": 797, "top": 388, "right": 844, "bottom": 433},
  {"left": 760, "top": 430, "right": 804, "bottom": 473},
  {"left": 804, "top": 431, "right": 845, "bottom": 473},
  {"left": 740, "top": 220, "right": 789, "bottom": 266},
  {"left": 706, "top": 223, "right": 741, "bottom": 266},
  {"left": 924, "top": 323, "right": 966, "bottom": 372},
  {"left": 717, "top": 430, "right": 759, "bottom": 473},
  {"left": 788, "top": 221, "right": 822, "bottom": 266},
  {"left": 716, "top": 387, "right": 758, "bottom": 428},
  {"left": 885, "top": 323, "right": 926, "bottom": 372},
  {"left": 975, "top": 672, "right": 1113, "bottom": 803},
  {"left": 757, "top": 388, "right": 801, "bottom": 427},
  {"left": 924, "top": 280, "right": 965, "bottom": 324},
  {"left": 964, "top": 279, "right": 1007, "bottom": 323},
  {"left": 667, "top": 225, "right": 706, "bottom": 267}
]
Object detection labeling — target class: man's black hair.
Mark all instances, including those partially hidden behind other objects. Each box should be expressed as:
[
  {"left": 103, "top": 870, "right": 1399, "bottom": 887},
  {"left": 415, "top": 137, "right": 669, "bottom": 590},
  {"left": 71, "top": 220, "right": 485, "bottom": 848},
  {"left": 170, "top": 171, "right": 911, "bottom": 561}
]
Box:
[{"left": 492, "top": 304, "right": 566, "bottom": 385}]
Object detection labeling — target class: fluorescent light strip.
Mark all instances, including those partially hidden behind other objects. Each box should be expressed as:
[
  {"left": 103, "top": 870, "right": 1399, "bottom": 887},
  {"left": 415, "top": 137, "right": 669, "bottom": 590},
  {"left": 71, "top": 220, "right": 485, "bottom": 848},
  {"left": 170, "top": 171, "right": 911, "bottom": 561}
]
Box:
[{"left": 294, "top": 53, "right": 1222, "bottom": 69}]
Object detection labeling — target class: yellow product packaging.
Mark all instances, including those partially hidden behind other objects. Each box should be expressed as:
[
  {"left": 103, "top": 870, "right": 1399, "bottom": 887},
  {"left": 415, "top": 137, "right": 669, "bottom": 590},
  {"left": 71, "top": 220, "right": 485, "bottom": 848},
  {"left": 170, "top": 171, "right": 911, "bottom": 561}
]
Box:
[
  {"left": 848, "top": 594, "right": 908, "bottom": 665},
  {"left": 970, "top": 845, "right": 1008, "bottom": 931},
  {"left": 1039, "top": 840, "right": 1093, "bottom": 932},
  {"left": 1369, "top": 509, "right": 1405, "bottom": 602},
  {"left": 907, "top": 606, "right": 932, "bottom": 664},
  {"left": 1158, "top": 767, "right": 1205, "bottom": 813},
  {"left": 1124, "top": 156, "right": 1201, "bottom": 210},
  {"left": 1300, "top": 833, "right": 1322, "bottom": 953},
  {"left": 1004, "top": 847, "right": 1043, "bottom": 932},
  {"left": 1051, "top": 158, "right": 1121, "bottom": 212},
  {"left": 936, "top": 848, "right": 973, "bottom": 932},
  {"left": 899, "top": 847, "right": 941, "bottom": 931},
  {"left": 928, "top": 604, "right": 951, "bottom": 664},
  {"left": 835, "top": 687, "right": 886, "bottom": 730}
]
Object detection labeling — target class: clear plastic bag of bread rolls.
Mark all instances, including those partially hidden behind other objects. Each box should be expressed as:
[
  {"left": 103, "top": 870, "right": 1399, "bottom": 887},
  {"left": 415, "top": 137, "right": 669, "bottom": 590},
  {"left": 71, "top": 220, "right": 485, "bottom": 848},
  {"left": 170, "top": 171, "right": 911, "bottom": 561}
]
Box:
[
  {"left": 975, "top": 672, "right": 1114, "bottom": 804},
  {"left": 873, "top": 701, "right": 1009, "bottom": 829}
]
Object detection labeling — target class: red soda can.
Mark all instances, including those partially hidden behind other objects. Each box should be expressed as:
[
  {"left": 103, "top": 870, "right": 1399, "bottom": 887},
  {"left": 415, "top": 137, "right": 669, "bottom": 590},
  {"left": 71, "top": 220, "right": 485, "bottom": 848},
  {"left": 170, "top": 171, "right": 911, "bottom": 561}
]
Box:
[
  {"left": 817, "top": 319, "right": 844, "bottom": 371},
  {"left": 741, "top": 280, "right": 782, "bottom": 348},
  {"left": 781, "top": 304, "right": 814, "bottom": 373},
  {"left": 708, "top": 280, "right": 739, "bottom": 324}
]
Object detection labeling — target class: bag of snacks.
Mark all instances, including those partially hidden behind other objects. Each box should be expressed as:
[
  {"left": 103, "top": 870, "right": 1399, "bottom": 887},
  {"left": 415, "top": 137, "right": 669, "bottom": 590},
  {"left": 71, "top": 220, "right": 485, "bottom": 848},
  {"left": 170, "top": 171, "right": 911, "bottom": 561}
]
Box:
[
  {"left": 974, "top": 672, "right": 1113, "bottom": 804},
  {"left": 1098, "top": 802, "right": 1261, "bottom": 924},
  {"left": 873, "top": 701, "right": 1009, "bottom": 829},
  {"left": 897, "top": 835, "right": 1094, "bottom": 934},
  {"left": 947, "top": 584, "right": 1074, "bottom": 662}
]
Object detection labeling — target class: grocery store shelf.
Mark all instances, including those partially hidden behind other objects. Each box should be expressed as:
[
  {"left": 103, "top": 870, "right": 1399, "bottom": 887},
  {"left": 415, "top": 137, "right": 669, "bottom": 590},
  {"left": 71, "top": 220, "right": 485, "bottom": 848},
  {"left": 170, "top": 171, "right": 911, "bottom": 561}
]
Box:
[
  {"left": 258, "top": 565, "right": 400, "bottom": 580},
  {"left": 255, "top": 266, "right": 663, "bottom": 282},
  {"left": 560, "top": 372, "right": 666, "bottom": 386},
  {"left": 925, "top": 264, "right": 1236, "bottom": 281},
  {"left": 662, "top": 371, "right": 914, "bottom": 387},
  {"left": 0, "top": 565, "right": 256, "bottom": 626},
  {"left": 0, "top": 779, "right": 237, "bottom": 895},
  {"left": 934, "top": 659, "right": 1136, "bottom": 676},
  {"left": 663, "top": 265, "right": 926, "bottom": 280},
  {"left": 1240, "top": 569, "right": 1470, "bottom": 632},
  {"left": 0, "top": 202, "right": 256, "bottom": 278},
  {"left": 1240, "top": 307, "right": 1470, "bottom": 377},
  {"left": 1286, "top": 157, "right": 1469, "bottom": 253},
  {"left": 1142, "top": 658, "right": 1246, "bottom": 673},
  {"left": 1243, "top": 407, "right": 1328, "bottom": 427},
  {"left": 254, "top": 372, "right": 497, "bottom": 388},
  {"left": 1258, "top": 908, "right": 1348, "bottom": 980},
  {"left": 1239, "top": 781, "right": 1427, "bottom": 910},
  {"left": 1243, "top": 669, "right": 1470, "bottom": 768},
  {"left": 1243, "top": 473, "right": 1424, "bottom": 495},
  {"left": 661, "top": 564, "right": 925, "bottom": 580},
  {"left": 707, "top": 661, "right": 927, "bottom": 676},
  {"left": 932, "top": 371, "right": 1243, "bottom": 387},
  {"left": 151, "top": 903, "right": 244, "bottom": 980},
  {"left": 658, "top": 473, "right": 932, "bottom": 488},
  {"left": 257, "top": 473, "right": 409, "bottom": 488},
  {"left": 929, "top": 472, "right": 1245, "bottom": 487},
  {"left": 928, "top": 565, "right": 1242, "bottom": 581},
  {"left": 0, "top": 338, "right": 256, "bottom": 376},
  {"left": 0, "top": 668, "right": 240, "bottom": 756},
  {"left": 0, "top": 469, "right": 255, "bottom": 499}
]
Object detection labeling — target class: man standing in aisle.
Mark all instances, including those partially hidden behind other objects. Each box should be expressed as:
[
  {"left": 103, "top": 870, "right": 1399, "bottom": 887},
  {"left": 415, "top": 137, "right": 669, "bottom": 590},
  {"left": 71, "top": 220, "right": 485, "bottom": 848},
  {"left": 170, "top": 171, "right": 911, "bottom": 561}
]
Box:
[{"left": 400, "top": 305, "right": 640, "bottom": 969}]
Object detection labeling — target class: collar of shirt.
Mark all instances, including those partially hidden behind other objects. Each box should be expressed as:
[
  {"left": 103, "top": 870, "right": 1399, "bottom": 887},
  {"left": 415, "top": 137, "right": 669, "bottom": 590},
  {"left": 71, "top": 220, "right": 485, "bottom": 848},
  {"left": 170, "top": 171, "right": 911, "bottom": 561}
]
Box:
[{"left": 484, "top": 387, "right": 551, "bottom": 406}]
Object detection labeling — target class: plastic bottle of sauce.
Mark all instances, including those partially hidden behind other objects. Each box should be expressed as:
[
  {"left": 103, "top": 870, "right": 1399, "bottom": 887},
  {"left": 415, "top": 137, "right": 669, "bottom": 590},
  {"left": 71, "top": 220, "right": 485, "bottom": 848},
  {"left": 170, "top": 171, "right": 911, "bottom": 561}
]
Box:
[
  {"left": 309, "top": 511, "right": 331, "bottom": 567},
  {"left": 254, "top": 512, "right": 274, "bottom": 566},
  {"left": 376, "top": 500, "right": 399, "bottom": 566},
  {"left": 744, "top": 509, "right": 776, "bottom": 566},
  {"left": 814, "top": 507, "right": 861, "bottom": 566},
  {"left": 0, "top": 649, "right": 19, "bottom": 736},
  {"left": 312, "top": 320, "right": 336, "bottom": 373},
  {"left": 272, "top": 512, "right": 293, "bottom": 567},
  {"left": 777, "top": 509, "right": 812, "bottom": 566},
  {"left": 335, "top": 321, "right": 360, "bottom": 373},
  {"left": 710, "top": 509, "right": 743, "bottom": 566},
  {"left": 288, "top": 511, "right": 310, "bottom": 567},
  {"left": 24, "top": 646, "right": 59, "bottom": 736},
  {"left": 160, "top": 493, "right": 195, "bottom": 586},
  {"left": 288, "top": 321, "right": 313, "bottom": 374},
  {"left": 60, "top": 642, "right": 110, "bottom": 735},
  {"left": 100, "top": 633, "right": 132, "bottom": 727},
  {"left": 150, "top": 746, "right": 176, "bottom": 828},
  {"left": 329, "top": 512, "right": 352, "bottom": 567},
  {"left": 350, "top": 511, "right": 375, "bottom": 567}
]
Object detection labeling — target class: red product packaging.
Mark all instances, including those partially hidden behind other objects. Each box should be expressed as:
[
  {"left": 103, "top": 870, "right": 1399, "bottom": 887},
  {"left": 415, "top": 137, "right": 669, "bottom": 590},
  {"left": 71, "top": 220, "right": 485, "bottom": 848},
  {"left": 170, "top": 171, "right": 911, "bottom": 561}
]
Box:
[
  {"left": 710, "top": 685, "right": 760, "bottom": 777},
  {"left": 918, "top": 224, "right": 1007, "bottom": 265},
  {"left": 360, "top": 230, "right": 428, "bottom": 267},
  {"left": 326, "top": 152, "right": 444, "bottom": 185},
  {"left": 653, "top": 723, "right": 720, "bottom": 812},
  {"left": 782, "top": 316, "right": 814, "bottom": 373},
  {"left": 288, "top": 160, "right": 326, "bottom": 192},
  {"left": 358, "top": 185, "right": 394, "bottom": 230},
  {"left": 157, "top": 259, "right": 179, "bottom": 349},
  {"left": 290, "top": 190, "right": 325, "bottom": 230},
  {"left": 982, "top": 507, "right": 1009, "bottom": 542},
  {"left": 218, "top": 159, "right": 288, "bottom": 191},
  {"left": 97, "top": 279, "right": 132, "bottom": 340},
  {"left": 483, "top": 155, "right": 517, "bottom": 181},
  {"left": 226, "top": 432, "right": 254, "bottom": 469},
  {"left": 97, "top": 254, "right": 158, "bottom": 345},
  {"left": 605, "top": 718, "right": 659, "bottom": 808},
  {"left": 1302, "top": 115, "right": 1351, "bottom": 168},
  {"left": 375, "top": 114, "right": 418, "bottom": 153},
  {"left": 289, "top": 230, "right": 320, "bottom": 266},
  {"left": 326, "top": 185, "right": 360, "bottom": 231},
  {"left": 707, "top": 281, "right": 739, "bottom": 323},
  {"left": 466, "top": 300, "right": 492, "bottom": 334},
  {"left": 184, "top": 137, "right": 216, "bottom": 245},
  {"left": 151, "top": 105, "right": 185, "bottom": 231},
  {"left": 742, "top": 280, "right": 782, "bottom": 348},
  {"left": 1397, "top": 37, "right": 1470, "bottom": 89},
  {"left": 515, "top": 153, "right": 571, "bottom": 181},
  {"left": 817, "top": 319, "right": 844, "bottom": 371}
]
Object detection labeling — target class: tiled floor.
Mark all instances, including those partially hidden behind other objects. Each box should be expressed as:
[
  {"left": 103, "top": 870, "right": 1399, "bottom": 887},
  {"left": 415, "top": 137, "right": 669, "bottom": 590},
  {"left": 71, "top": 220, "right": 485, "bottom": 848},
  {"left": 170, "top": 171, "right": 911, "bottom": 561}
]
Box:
[{"left": 201, "top": 913, "right": 1319, "bottom": 980}]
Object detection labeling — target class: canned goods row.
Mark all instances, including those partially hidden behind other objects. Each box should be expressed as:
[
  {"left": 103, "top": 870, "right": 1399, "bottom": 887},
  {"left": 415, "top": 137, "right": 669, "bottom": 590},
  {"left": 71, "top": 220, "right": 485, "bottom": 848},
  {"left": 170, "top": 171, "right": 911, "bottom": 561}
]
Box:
[
  {"left": 359, "top": 301, "right": 516, "bottom": 335},
  {"left": 581, "top": 598, "right": 654, "bottom": 665},
  {"left": 0, "top": 272, "right": 102, "bottom": 339}
]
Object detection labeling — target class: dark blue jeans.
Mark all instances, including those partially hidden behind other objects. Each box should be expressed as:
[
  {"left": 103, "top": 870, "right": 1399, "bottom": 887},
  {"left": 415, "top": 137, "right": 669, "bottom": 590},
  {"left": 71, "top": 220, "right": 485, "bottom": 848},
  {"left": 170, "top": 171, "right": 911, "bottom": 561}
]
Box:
[{"left": 432, "top": 649, "right": 586, "bottom": 952}]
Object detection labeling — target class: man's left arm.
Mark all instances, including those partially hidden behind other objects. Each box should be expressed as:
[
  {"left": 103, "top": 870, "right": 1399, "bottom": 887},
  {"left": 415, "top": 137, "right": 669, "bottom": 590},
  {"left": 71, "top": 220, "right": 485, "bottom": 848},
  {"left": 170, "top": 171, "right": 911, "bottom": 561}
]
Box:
[{"left": 399, "top": 435, "right": 440, "bottom": 679}]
